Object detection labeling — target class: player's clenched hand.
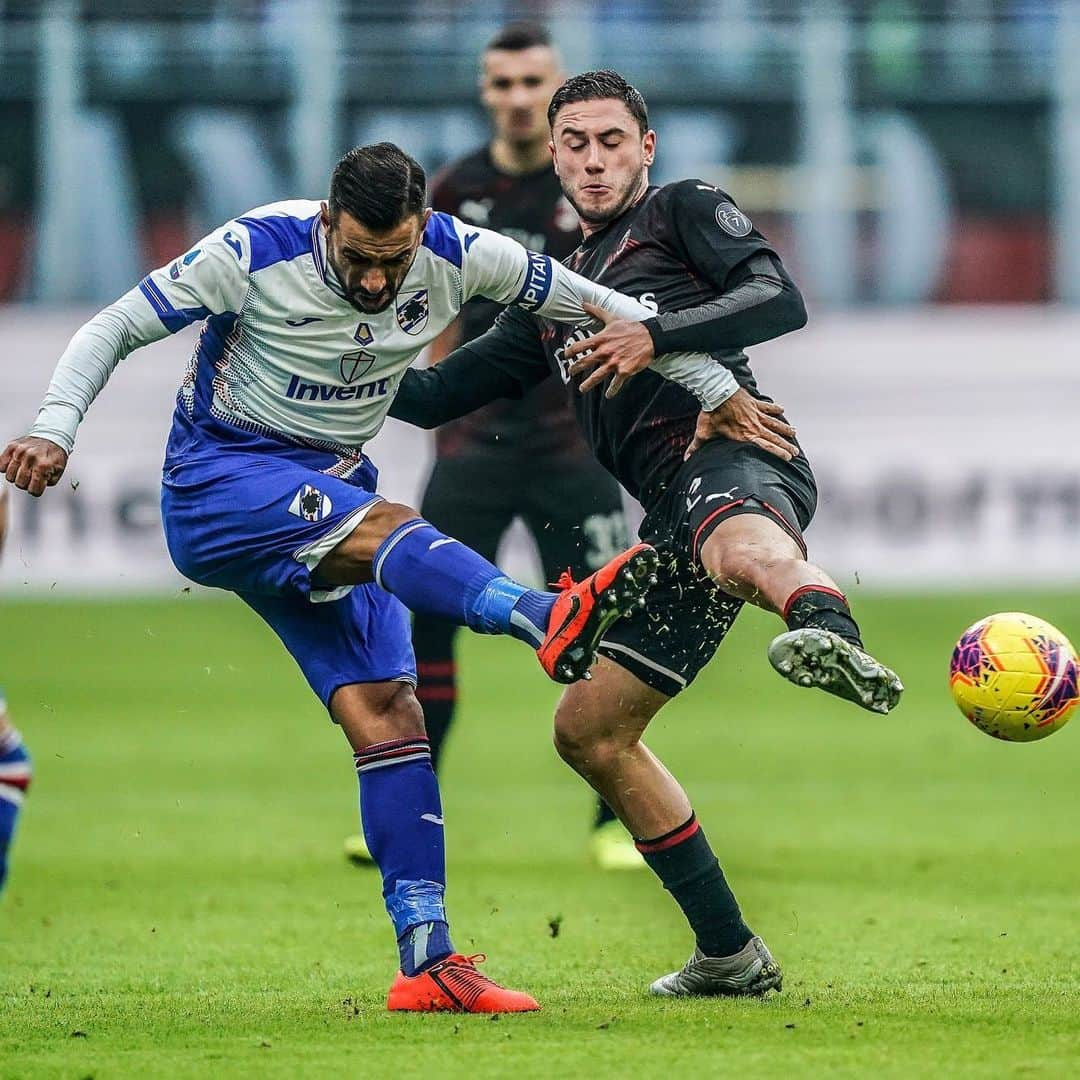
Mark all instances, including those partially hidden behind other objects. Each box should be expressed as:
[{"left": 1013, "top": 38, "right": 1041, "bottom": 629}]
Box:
[
  {"left": 684, "top": 389, "right": 798, "bottom": 462},
  {"left": 0, "top": 436, "right": 69, "bottom": 497},
  {"left": 565, "top": 302, "right": 655, "bottom": 398}
]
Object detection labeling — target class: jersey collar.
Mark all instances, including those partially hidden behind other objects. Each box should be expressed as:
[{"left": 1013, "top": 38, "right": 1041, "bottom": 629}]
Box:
[{"left": 579, "top": 185, "right": 657, "bottom": 249}]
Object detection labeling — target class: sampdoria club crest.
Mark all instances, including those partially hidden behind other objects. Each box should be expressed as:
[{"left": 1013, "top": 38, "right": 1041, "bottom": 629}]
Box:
[
  {"left": 288, "top": 484, "right": 333, "bottom": 523},
  {"left": 396, "top": 290, "right": 429, "bottom": 335}
]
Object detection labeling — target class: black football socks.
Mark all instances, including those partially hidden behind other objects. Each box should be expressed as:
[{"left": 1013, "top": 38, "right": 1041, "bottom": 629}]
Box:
[
  {"left": 635, "top": 813, "right": 753, "bottom": 959},
  {"left": 784, "top": 585, "right": 862, "bottom": 647}
]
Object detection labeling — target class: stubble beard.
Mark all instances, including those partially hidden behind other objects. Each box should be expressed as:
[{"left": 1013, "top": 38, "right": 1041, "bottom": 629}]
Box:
[{"left": 564, "top": 171, "right": 646, "bottom": 228}]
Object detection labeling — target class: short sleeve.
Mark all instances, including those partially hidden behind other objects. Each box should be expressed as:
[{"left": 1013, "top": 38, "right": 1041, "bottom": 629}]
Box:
[
  {"left": 663, "top": 180, "right": 775, "bottom": 291},
  {"left": 136, "top": 221, "right": 252, "bottom": 333}
]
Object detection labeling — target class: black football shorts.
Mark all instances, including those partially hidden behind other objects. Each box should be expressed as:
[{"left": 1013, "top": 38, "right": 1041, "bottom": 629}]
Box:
[{"left": 597, "top": 440, "right": 818, "bottom": 697}]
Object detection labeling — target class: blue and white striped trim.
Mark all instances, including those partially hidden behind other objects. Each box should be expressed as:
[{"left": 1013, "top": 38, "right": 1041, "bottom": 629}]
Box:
[
  {"left": 372, "top": 520, "right": 428, "bottom": 589},
  {"left": 138, "top": 276, "right": 211, "bottom": 334},
  {"left": 0, "top": 781, "right": 25, "bottom": 807},
  {"left": 310, "top": 215, "right": 327, "bottom": 280}
]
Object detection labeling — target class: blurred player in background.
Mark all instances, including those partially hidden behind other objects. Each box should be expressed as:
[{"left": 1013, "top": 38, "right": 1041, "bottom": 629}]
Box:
[
  {"left": 0, "top": 138, "right": 752, "bottom": 1011},
  {"left": 344, "top": 23, "right": 640, "bottom": 874},
  {"left": 0, "top": 486, "right": 33, "bottom": 895},
  {"left": 390, "top": 71, "right": 904, "bottom": 999}
]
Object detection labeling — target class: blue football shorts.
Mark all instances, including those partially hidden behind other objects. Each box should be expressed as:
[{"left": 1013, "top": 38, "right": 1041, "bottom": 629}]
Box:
[{"left": 161, "top": 444, "right": 416, "bottom": 709}]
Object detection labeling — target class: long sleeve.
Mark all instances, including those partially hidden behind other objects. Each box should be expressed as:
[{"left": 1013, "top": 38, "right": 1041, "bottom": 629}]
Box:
[
  {"left": 389, "top": 307, "right": 551, "bottom": 429},
  {"left": 27, "top": 221, "right": 252, "bottom": 454},
  {"left": 454, "top": 218, "right": 738, "bottom": 409},
  {"left": 29, "top": 288, "right": 172, "bottom": 454},
  {"left": 640, "top": 181, "right": 807, "bottom": 356}
]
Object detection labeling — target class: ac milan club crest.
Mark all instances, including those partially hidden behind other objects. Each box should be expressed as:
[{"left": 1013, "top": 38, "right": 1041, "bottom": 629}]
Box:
[{"left": 396, "top": 290, "right": 429, "bottom": 335}]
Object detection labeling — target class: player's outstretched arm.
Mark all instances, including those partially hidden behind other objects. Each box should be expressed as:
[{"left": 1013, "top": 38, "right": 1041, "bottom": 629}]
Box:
[
  {"left": 562, "top": 181, "right": 807, "bottom": 390},
  {"left": 390, "top": 307, "right": 551, "bottom": 429},
  {"left": 457, "top": 220, "right": 741, "bottom": 408},
  {"left": 564, "top": 252, "right": 806, "bottom": 394},
  {"left": 2, "top": 224, "right": 251, "bottom": 495}
]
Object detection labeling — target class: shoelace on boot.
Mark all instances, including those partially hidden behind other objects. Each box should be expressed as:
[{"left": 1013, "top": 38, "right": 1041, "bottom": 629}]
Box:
[
  {"left": 550, "top": 568, "right": 575, "bottom": 591},
  {"left": 428, "top": 954, "right": 496, "bottom": 1010}
]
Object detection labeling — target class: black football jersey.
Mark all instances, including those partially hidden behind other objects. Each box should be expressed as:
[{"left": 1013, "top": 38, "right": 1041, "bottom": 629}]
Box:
[
  {"left": 428, "top": 147, "right": 588, "bottom": 461},
  {"left": 457, "top": 181, "right": 796, "bottom": 507}
]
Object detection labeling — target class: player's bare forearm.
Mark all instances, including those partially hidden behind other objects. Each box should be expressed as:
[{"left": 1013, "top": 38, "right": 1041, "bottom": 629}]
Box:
[
  {"left": 425, "top": 317, "right": 462, "bottom": 366},
  {"left": 0, "top": 436, "right": 69, "bottom": 497}
]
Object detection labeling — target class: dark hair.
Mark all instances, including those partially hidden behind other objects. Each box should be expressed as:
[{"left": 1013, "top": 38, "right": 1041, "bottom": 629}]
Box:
[
  {"left": 547, "top": 70, "right": 649, "bottom": 136},
  {"left": 485, "top": 21, "right": 552, "bottom": 53},
  {"left": 328, "top": 143, "right": 426, "bottom": 231}
]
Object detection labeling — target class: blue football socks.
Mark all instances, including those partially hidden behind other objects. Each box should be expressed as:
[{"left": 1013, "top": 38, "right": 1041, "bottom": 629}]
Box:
[
  {"left": 0, "top": 718, "right": 31, "bottom": 895},
  {"left": 354, "top": 736, "right": 455, "bottom": 975},
  {"left": 373, "top": 519, "right": 556, "bottom": 647}
]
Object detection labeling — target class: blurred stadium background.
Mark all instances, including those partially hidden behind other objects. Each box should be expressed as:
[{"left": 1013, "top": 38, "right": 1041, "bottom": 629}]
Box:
[
  {"left": 3, "top": 0, "right": 1080, "bottom": 593},
  {"left": 2, "top": 3, "right": 1079, "bottom": 1074}
]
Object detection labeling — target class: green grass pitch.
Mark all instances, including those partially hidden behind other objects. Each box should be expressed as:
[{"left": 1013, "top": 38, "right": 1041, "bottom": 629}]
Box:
[{"left": 1, "top": 592, "right": 1077, "bottom": 1077}]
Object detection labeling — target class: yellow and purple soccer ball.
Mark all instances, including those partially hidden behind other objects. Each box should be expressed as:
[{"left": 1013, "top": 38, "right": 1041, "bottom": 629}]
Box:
[{"left": 949, "top": 612, "right": 1080, "bottom": 742}]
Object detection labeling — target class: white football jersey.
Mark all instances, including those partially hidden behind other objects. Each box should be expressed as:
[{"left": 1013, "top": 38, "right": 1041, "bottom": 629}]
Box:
[
  {"left": 30, "top": 200, "right": 736, "bottom": 471},
  {"left": 142, "top": 199, "right": 600, "bottom": 451}
]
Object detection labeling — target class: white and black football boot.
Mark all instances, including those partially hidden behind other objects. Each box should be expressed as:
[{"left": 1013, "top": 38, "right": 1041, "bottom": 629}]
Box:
[
  {"left": 768, "top": 628, "right": 904, "bottom": 715},
  {"left": 649, "top": 936, "right": 783, "bottom": 998}
]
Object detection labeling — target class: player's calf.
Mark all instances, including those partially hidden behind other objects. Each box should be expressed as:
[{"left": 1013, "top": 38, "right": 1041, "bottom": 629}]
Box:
[{"left": 318, "top": 507, "right": 658, "bottom": 685}]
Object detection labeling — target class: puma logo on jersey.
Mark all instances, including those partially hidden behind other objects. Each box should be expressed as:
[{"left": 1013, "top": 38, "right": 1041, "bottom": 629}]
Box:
[{"left": 706, "top": 487, "right": 740, "bottom": 503}]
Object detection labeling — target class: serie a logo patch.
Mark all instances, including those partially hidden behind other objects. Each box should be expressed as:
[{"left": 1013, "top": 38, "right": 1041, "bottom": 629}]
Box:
[
  {"left": 715, "top": 201, "right": 752, "bottom": 238},
  {"left": 288, "top": 484, "right": 332, "bottom": 523}
]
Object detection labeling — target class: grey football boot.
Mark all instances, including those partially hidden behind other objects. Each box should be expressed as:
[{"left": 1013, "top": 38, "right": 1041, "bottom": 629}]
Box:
[
  {"left": 649, "top": 936, "right": 783, "bottom": 998},
  {"left": 768, "top": 628, "right": 903, "bottom": 715}
]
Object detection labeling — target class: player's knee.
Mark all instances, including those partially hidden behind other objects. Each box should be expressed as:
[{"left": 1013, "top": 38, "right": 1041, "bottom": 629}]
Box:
[
  {"left": 315, "top": 501, "right": 422, "bottom": 584},
  {"left": 333, "top": 680, "right": 426, "bottom": 745},
  {"left": 704, "top": 535, "right": 801, "bottom": 597},
  {"left": 376, "top": 681, "right": 426, "bottom": 736},
  {"left": 552, "top": 699, "right": 636, "bottom": 774}
]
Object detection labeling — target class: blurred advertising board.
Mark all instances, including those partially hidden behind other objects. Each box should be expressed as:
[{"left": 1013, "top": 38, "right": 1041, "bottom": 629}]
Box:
[{"left": 2, "top": 307, "right": 1078, "bottom": 593}]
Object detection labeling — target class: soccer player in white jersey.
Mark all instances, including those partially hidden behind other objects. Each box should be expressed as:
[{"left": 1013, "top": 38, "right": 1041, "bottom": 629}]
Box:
[
  {"left": 0, "top": 486, "right": 32, "bottom": 896},
  {"left": 1, "top": 142, "right": 739, "bottom": 1013}
]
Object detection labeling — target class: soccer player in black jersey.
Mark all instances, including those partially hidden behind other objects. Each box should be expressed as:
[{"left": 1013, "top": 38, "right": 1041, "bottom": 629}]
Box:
[
  {"left": 389, "top": 70, "right": 903, "bottom": 998},
  {"left": 344, "top": 27, "right": 641, "bottom": 872}
]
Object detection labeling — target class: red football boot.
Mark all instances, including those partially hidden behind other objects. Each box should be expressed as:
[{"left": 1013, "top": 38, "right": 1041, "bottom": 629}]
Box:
[
  {"left": 537, "top": 542, "right": 659, "bottom": 684},
  {"left": 386, "top": 953, "right": 540, "bottom": 1013}
]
